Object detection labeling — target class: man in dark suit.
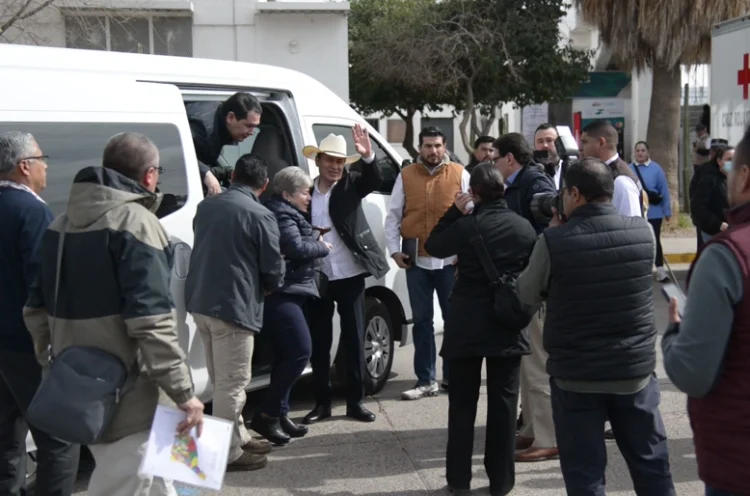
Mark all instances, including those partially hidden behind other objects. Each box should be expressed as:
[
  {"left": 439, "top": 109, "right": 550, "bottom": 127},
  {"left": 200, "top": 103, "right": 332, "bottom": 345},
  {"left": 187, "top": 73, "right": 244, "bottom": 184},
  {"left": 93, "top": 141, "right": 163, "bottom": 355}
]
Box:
[
  {"left": 187, "top": 92, "right": 263, "bottom": 195},
  {"left": 302, "top": 125, "right": 390, "bottom": 425}
]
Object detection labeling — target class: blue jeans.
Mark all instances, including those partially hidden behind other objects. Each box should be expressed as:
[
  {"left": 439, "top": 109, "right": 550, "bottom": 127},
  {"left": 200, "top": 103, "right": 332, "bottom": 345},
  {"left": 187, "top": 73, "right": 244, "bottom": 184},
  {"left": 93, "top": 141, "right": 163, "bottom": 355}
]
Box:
[
  {"left": 706, "top": 485, "right": 739, "bottom": 496},
  {"left": 261, "top": 293, "right": 312, "bottom": 417},
  {"left": 405, "top": 265, "right": 455, "bottom": 386},
  {"left": 550, "top": 374, "right": 675, "bottom": 496}
]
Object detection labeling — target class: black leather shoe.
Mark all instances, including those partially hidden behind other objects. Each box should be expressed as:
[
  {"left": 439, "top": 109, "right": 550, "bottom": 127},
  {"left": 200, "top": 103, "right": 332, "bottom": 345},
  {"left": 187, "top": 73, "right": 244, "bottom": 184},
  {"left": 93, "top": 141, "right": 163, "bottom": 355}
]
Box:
[
  {"left": 346, "top": 403, "right": 376, "bottom": 422},
  {"left": 250, "top": 415, "right": 290, "bottom": 446},
  {"left": 279, "top": 415, "right": 308, "bottom": 438},
  {"left": 302, "top": 404, "right": 332, "bottom": 425}
]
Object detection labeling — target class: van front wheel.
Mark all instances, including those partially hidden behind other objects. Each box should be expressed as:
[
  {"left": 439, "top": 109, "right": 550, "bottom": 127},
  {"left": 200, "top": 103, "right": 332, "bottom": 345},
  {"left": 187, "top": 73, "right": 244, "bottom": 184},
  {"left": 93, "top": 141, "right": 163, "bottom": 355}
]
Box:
[
  {"left": 334, "top": 297, "right": 395, "bottom": 395},
  {"left": 362, "top": 297, "right": 394, "bottom": 395}
]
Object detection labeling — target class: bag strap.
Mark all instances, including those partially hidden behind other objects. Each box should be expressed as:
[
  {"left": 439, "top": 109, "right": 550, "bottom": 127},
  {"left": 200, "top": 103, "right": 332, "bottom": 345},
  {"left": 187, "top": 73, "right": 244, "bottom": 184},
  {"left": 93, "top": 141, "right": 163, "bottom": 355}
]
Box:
[
  {"left": 470, "top": 216, "right": 501, "bottom": 285},
  {"left": 49, "top": 216, "right": 68, "bottom": 359},
  {"left": 632, "top": 163, "right": 651, "bottom": 193}
]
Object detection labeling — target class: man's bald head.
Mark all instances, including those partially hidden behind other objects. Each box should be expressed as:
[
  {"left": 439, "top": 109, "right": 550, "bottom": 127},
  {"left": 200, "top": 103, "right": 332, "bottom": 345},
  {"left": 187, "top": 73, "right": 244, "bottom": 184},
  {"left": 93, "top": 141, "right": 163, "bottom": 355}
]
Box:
[{"left": 102, "top": 132, "right": 159, "bottom": 183}]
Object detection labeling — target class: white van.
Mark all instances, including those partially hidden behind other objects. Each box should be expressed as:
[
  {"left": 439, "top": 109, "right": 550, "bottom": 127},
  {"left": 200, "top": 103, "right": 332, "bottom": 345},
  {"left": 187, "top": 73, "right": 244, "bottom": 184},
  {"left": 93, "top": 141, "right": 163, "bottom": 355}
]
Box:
[{"left": 0, "top": 44, "right": 415, "bottom": 484}]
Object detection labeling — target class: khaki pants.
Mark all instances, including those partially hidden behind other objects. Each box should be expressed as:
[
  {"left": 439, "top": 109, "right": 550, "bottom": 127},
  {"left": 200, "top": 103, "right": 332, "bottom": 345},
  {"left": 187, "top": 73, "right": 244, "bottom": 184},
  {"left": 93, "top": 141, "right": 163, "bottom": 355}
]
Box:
[
  {"left": 88, "top": 430, "right": 176, "bottom": 496},
  {"left": 193, "top": 314, "right": 255, "bottom": 462},
  {"left": 519, "top": 304, "right": 556, "bottom": 448}
]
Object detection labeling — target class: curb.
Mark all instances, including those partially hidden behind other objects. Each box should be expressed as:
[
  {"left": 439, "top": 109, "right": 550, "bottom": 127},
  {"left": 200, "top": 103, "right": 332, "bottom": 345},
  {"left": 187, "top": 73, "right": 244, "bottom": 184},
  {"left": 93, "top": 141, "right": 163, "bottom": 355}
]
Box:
[{"left": 664, "top": 253, "right": 696, "bottom": 264}]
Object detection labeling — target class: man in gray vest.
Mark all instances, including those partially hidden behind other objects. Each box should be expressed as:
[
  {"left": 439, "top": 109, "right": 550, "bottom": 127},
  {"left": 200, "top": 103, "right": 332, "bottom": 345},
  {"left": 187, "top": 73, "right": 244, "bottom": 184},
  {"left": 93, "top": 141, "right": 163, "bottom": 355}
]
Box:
[{"left": 515, "top": 158, "right": 675, "bottom": 495}]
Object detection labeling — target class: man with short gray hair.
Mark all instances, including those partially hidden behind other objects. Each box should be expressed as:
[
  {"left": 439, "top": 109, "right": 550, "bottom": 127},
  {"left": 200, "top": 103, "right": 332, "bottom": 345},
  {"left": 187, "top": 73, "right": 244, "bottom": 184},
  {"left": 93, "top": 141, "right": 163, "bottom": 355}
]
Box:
[
  {"left": 0, "top": 131, "right": 80, "bottom": 496},
  {"left": 24, "top": 131, "right": 203, "bottom": 496}
]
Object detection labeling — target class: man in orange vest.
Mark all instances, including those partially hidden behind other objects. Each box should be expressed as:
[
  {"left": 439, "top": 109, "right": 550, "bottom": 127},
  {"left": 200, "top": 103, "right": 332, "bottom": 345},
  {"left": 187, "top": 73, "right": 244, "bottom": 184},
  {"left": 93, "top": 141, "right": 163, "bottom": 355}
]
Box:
[{"left": 385, "top": 126, "right": 471, "bottom": 400}]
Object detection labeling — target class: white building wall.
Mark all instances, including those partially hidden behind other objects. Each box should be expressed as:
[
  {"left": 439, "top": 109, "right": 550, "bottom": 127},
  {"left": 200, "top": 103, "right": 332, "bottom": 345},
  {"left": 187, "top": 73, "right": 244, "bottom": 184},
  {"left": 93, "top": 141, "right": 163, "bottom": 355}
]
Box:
[{"left": 2, "top": 0, "right": 350, "bottom": 102}]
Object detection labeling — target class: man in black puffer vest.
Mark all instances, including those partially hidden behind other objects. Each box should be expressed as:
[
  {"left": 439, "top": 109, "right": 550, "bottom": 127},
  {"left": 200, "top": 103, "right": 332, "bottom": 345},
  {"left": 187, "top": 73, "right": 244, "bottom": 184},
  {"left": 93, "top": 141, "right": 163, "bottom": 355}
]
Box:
[{"left": 516, "top": 158, "right": 675, "bottom": 495}]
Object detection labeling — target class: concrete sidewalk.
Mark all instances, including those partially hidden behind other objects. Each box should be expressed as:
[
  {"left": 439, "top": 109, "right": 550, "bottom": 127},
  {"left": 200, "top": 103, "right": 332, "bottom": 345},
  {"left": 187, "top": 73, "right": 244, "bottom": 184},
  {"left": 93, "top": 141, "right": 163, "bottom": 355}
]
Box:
[{"left": 663, "top": 237, "right": 697, "bottom": 264}]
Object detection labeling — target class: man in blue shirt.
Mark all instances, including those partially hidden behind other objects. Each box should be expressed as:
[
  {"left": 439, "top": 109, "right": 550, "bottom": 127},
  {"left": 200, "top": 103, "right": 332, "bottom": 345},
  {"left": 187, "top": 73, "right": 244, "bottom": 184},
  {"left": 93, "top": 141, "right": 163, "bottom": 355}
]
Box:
[{"left": 0, "top": 131, "right": 79, "bottom": 496}]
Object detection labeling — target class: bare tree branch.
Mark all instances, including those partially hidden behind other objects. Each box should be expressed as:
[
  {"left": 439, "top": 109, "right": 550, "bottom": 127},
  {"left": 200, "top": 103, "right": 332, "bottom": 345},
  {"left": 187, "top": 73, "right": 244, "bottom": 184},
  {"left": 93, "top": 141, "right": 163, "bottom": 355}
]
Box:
[{"left": 0, "top": 0, "right": 54, "bottom": 35}]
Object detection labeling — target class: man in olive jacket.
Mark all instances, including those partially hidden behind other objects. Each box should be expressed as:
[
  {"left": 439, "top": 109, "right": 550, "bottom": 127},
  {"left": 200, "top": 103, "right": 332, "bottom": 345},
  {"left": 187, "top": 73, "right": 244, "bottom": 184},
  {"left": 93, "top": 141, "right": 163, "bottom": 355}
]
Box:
[
  {"left": 24, "top": 133, "right": 203, "bottom": 496},
  {"left": 185, "top": 154, "right": 285, "bottom": 471}
]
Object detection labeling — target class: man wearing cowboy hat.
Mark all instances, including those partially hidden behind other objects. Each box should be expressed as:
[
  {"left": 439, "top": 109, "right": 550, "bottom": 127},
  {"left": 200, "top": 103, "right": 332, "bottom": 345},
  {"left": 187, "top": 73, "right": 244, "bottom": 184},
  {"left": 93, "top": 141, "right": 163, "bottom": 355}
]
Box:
[
  {"left": 385, "top": 126, "right": 470, "bottom": 401},
  {"left": 302, "top": 124, "right": 390, "bottom": 425}
]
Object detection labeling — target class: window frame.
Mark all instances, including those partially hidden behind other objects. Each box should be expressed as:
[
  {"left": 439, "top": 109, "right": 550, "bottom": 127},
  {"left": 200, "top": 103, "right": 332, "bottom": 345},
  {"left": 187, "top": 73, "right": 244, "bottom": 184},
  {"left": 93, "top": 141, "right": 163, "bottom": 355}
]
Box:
[
  {"left": 311, "top": 121, "right": 402, "bottom": 195},
  {"left": 179, "top": 89, "right": 305, "bottom": 173},
  {"left": 64, "top": 12, "right": 193, "bottom": 57}
]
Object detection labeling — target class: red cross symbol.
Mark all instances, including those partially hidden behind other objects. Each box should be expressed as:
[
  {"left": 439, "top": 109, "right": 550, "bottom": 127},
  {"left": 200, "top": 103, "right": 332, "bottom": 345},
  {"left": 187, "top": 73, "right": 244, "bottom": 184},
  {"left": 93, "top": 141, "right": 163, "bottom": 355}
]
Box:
[{"left": 739, "top": 53, "right": 750, "bottom": 100}]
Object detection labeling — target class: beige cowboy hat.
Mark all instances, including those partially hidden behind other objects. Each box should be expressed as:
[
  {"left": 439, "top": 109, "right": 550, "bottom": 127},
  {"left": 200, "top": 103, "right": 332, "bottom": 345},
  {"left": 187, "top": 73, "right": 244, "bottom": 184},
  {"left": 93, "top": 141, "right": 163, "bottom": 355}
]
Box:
[{"left": 302, "top": 134, "right": 361, "bottom": 164}]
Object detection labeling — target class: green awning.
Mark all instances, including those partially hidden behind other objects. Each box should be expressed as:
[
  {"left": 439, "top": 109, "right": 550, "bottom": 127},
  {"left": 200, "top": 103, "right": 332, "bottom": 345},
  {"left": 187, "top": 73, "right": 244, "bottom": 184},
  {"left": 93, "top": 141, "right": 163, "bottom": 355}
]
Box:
[{"left": 573, "top": 71, "right": 631, "bottom": 98}]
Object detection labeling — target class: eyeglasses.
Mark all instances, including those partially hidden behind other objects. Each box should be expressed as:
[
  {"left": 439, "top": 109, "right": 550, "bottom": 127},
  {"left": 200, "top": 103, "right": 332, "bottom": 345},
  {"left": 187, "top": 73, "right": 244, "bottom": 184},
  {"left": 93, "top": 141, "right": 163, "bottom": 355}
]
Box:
[
  {"left": 18, "top": 155, "right": 49, "bottom": 164},
  {"left": 150, "top": 166, "right": 166, "bottom": 174}
]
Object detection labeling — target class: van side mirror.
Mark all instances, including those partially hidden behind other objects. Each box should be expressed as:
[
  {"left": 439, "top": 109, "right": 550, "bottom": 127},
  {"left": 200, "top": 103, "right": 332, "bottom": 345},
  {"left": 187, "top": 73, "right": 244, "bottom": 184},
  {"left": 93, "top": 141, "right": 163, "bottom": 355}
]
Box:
[{"left": 401, "top": 159, "right": 411, "bottom": 168}]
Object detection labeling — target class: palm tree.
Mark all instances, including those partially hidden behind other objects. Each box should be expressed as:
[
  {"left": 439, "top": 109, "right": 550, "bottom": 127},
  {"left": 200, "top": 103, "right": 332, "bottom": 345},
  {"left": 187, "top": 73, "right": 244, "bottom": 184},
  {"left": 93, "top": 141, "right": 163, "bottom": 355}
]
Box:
[{"left": 574, "top": 0, "right": 747, "bottom": 212}]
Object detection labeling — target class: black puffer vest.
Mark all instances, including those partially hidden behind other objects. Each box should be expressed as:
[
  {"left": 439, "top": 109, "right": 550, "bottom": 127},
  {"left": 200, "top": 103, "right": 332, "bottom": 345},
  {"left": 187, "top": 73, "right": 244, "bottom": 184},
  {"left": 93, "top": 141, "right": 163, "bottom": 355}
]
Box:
[{"left": 543, "top": 202, "right": 656, "bottom": 381}]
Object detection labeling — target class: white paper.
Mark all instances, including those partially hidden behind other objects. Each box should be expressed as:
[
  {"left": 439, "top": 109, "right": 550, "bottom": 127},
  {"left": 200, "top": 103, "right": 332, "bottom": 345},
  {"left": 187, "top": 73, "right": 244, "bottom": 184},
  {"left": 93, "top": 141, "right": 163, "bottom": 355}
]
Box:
[{"left": 139, "top": 405, "right": 232, "bottom": 491}]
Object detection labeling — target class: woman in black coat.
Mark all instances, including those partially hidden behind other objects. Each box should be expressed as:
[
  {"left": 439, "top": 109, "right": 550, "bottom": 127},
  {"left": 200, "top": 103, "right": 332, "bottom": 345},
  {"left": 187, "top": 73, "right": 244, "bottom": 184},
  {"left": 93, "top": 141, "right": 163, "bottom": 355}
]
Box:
[
  {"left": 424, "top": 162, "right": 538, "bottom": 496},
  {"left": 251, "top": 167, "right": 331, "bottom": 445},
  {"left": 691, "top": 144, "right": 734, "bottom": 243}
]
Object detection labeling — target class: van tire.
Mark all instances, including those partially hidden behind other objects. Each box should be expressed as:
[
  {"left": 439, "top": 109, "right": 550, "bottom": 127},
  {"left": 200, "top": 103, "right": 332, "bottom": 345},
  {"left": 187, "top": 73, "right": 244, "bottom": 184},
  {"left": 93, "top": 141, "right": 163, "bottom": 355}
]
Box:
[{"left": 334, "top": 297, "right": 395, "bottom": 396}]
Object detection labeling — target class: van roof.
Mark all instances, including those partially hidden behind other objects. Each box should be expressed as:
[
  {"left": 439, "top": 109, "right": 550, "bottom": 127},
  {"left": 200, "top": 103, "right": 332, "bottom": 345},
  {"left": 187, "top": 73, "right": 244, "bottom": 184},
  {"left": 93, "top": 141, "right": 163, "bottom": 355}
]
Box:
[{"left": 0, "top": 44, "right": 357, "bottom": 120}]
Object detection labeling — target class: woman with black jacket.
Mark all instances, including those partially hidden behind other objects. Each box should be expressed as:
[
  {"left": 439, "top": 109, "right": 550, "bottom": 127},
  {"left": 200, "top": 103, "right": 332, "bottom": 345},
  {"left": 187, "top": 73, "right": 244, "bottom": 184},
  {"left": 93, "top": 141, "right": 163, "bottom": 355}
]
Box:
[
  {"left": 424, "top": 162, "right": 538, "bottom": 496},
  {"left": 691, "top": 144, "right": 734, "bottom": 243},
  {"left": 251, "top": 167, "right": 331, "bottom": 445}
]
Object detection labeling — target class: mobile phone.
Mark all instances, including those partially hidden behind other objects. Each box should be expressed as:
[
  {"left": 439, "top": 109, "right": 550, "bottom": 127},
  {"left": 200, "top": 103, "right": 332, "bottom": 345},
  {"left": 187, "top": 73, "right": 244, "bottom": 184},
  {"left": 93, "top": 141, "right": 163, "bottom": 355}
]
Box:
[
  {"left": 312, "top": 226, "right": 332, "bottom": 238},
  {"left": 533, "top": 150, "right": 549, "bottom": 162},
  {"left": 661, "top": 283, "right": 686, "bottom": 318}
]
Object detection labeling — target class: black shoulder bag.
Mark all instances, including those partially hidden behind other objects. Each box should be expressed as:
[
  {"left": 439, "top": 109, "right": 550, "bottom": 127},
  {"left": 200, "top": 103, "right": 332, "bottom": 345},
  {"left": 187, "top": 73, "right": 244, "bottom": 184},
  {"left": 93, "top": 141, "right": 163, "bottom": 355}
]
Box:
[
  {"left": 470, "top": 218, "right": 535, "bottom": 332},
  {"left": 26, "top": 216, "right": 138, "bottom": 445},
  {"left": 632, "top": 164, "right": 663, "bottom": 205}
]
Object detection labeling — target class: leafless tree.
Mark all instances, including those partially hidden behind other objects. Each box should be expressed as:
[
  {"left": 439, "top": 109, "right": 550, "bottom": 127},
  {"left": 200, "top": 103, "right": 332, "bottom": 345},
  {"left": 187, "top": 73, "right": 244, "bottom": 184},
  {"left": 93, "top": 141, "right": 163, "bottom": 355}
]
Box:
[{"left": 1, "top": 0, "right": 145, "bottom": 47}]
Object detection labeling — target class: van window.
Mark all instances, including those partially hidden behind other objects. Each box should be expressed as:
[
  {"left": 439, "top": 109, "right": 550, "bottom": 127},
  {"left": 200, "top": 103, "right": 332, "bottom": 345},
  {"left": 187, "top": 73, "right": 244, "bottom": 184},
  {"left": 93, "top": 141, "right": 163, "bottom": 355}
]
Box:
[
  {"left": 312, "top": 124, "right": 400, "bottom": 194},
  {"left": 183, "top": 100, "right": 296, "bottom": 192},
  {"left": 0, "top": 122, "right": 188, "bottom": 217}
]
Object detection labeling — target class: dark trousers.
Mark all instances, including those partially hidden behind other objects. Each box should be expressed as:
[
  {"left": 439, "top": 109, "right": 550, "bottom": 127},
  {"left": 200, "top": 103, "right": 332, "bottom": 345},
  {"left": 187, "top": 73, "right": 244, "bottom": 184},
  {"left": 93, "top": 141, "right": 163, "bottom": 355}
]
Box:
[
  {"left": 550, "top": 375, "right": 675, "bottom": 496},
  {"left": 308, "top": 274, "right": 366, "bottom": 407},
  {"left": 405, "top": 265, "right": 455, "bottom": 386},
  {"left": 261, "top": 293, "right": 313, "bottom": 417},
  {"left": 446, "top": 356, "right": 521, "bottom": 494},
  {"left": 0, "top": 350, "right": 80, "bottom": 496},
  {"left": 697, "top": 226, "right": 705, "bottom": 251},
  {"left": 648, "top": 218, "right": 664, "bottom": 267},
  {"left": 706, "top": 485, "right": 739, "bottom": 496}
]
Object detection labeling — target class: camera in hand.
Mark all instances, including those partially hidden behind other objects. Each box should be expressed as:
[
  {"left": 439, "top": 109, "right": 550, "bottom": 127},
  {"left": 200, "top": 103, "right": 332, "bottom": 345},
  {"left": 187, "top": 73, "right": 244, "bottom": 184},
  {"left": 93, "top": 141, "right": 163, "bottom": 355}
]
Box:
[
  {"left": 530, "top": 127, "right": 580, "bottom": 224},
  {"left": 530, "top": 192, "right": 564, "bottom": 225}
]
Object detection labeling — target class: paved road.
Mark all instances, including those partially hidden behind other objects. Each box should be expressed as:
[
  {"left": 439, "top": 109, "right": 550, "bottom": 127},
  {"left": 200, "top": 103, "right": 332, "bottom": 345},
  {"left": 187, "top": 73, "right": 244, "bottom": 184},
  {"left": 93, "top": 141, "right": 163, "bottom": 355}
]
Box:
[{"left": 70, "top": 268, "right": 701, "bottom": 495}]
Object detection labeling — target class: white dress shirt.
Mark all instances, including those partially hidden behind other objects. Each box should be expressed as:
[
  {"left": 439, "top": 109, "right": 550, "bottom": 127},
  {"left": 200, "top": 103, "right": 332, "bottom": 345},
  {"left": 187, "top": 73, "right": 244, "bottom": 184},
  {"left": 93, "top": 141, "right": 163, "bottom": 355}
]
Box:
[
  {"left": 553, "top": 160, "right": 563, "bottom": 190},
  {"left": 311, "top": 155, "right": 376, "bottom": 282},
  {"left": 385, "top": 163, "right": 471, "bottom": 270},
  {"left": 605, "top": 154, "right": 642, "bottom": 217}
]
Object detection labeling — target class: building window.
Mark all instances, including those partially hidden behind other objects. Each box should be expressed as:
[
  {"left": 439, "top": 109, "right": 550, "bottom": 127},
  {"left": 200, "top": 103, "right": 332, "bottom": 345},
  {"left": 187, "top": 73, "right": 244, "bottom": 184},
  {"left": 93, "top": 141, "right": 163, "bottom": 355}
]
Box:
[
  {"left": 365, "top": 119, "right": 380, "bottom": 133},
  {"left": 65, "top": 15, "right": 193, "bottom": 57},
  {"left": 386, "top": 119, "right": 406, "bottom": 144}
]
